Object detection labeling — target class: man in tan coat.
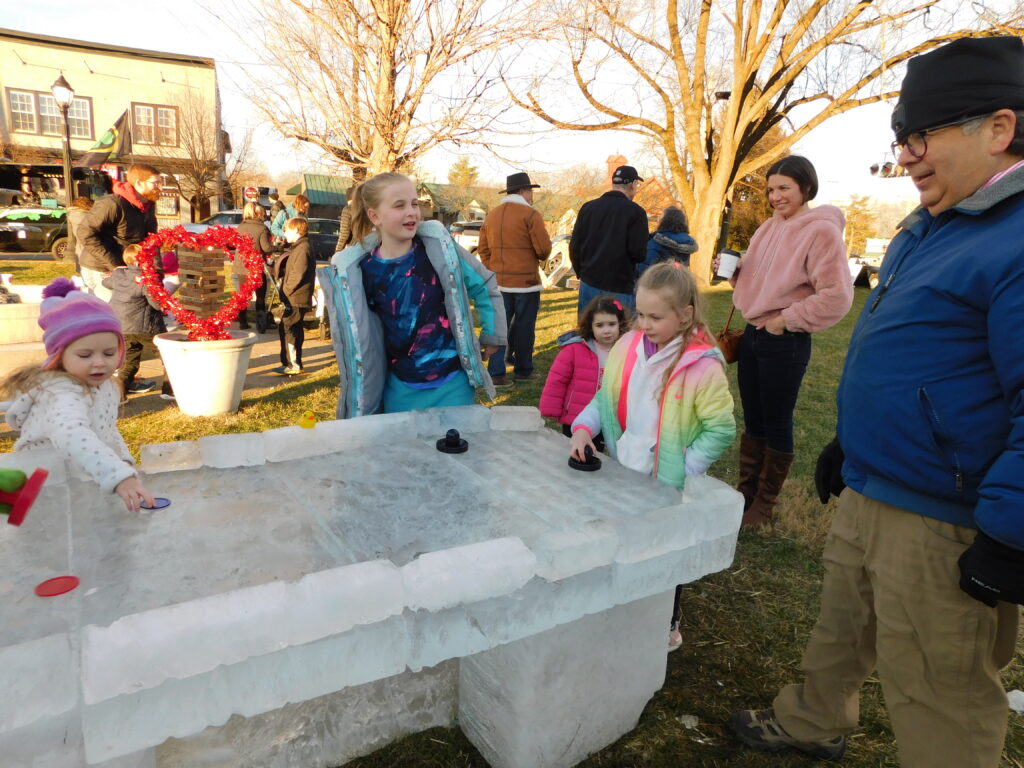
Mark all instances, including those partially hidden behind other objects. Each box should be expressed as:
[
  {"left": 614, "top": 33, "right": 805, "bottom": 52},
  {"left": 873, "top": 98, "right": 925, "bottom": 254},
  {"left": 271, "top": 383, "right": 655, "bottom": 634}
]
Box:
[{"left": 478, "top": 172, "right": 552, "bottom": 385}]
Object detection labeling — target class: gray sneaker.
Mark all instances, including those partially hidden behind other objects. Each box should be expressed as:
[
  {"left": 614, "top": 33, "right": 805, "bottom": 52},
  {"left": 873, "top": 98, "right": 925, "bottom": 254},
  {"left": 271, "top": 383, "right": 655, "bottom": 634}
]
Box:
[{"left": 729, "top": 709, "right": 846, "bottom": 761}]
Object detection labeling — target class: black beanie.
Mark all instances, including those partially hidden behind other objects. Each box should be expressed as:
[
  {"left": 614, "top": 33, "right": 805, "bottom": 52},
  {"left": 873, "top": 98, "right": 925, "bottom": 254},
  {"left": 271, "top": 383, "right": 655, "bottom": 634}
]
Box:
[{"left": 892, "top": 36, "right": 1024, "bottom": 141}]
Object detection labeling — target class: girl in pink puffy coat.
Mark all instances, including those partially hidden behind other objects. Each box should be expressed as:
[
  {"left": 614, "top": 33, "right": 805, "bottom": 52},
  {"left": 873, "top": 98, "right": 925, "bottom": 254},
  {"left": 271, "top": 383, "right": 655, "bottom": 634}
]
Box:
[{"left": 540, "top": 295, "right": 629, "bottom": 449}]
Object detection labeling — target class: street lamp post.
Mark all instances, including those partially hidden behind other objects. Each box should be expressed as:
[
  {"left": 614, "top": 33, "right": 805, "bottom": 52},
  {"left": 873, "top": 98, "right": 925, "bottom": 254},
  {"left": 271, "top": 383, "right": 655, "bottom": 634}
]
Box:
[{"left": 51, "top": 74, "right": 75, "bottom": 260}]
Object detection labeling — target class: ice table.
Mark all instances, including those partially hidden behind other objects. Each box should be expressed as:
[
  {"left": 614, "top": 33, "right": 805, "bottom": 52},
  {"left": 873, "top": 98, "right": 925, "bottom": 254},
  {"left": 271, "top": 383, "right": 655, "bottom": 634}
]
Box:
[{"left": 0, "top": 406, "right": 742, "bottom": 768}]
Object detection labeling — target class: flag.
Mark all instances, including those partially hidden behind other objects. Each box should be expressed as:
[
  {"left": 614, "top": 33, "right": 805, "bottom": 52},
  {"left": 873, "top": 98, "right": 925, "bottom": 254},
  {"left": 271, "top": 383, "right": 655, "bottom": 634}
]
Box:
[{"left": 76, "top": 110, "right": 132, "bottom": 167}]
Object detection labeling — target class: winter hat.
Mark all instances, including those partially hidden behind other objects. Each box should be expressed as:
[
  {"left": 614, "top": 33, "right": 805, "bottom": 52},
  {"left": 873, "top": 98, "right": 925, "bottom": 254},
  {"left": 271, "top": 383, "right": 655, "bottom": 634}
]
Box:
[
  {"left": 161, "top": 251, "right": 179, "bottom": 275},
  {"left": 38, "top": 278, "right": 124, "bottom": 369},
  {"left": 892, "top": 36, "right": 1024, "bottom": 142}
]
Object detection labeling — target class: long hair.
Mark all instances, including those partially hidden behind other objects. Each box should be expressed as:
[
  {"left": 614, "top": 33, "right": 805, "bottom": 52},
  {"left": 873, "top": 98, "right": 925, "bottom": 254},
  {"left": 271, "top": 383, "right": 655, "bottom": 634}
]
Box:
[
  {"left": 657, "top": 206, "right": 689, "bottom": 234},
  {"left": 350, "top": 172, "right": 411, "bottom": 245},
  {"left": 636, "top": 261, "right": 712, "bottom": 395},
  {"left": 0, "top": 366, "right": 83, "bottom": 401},
  {"left": 578, "top": 294, "right": 630, "bottom": 341}
]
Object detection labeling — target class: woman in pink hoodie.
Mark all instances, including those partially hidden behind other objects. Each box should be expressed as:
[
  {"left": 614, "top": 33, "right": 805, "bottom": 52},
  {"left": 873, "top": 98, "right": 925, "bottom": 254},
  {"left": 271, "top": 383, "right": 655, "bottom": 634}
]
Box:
[{"left": 725, "top": 155, "right": 853, "bottom": 528}]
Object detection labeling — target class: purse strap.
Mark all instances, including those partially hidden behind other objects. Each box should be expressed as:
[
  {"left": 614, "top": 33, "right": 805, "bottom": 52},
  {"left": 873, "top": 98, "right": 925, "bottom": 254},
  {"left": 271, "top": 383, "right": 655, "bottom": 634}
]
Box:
[{"left": 723, "top": 304, "right": 736, "bottom": 332}]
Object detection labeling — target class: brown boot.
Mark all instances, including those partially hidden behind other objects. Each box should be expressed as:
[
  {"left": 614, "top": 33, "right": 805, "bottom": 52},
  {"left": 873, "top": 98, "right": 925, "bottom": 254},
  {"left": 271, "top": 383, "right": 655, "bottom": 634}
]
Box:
[
  {"left": 736, "top": 433, "right": 767, "bottom": 511},
  {"left": 742, "top": 448, "right": 794, "bottom": 529}
]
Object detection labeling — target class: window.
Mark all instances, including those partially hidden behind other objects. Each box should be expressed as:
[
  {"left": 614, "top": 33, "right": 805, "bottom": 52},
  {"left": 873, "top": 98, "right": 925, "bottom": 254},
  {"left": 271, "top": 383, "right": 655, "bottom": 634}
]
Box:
[
  {"left": 132, "top": 103, "right": 178, "bottom": 146},
  {"left": 9, "top": 91, "right": 36, "bottom": 132},
  {"left": 6, "top": 89, "right": 93, "bottom": 139},
  {"left": 133, "top": 105, "right": 154, "bottom": 144}
]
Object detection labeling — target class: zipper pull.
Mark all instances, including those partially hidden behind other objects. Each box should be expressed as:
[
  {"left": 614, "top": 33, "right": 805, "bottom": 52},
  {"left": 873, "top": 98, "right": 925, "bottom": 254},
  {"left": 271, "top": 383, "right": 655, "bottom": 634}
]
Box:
[{"left": 955, "top": 472, "right": 964, "bottom": 492}]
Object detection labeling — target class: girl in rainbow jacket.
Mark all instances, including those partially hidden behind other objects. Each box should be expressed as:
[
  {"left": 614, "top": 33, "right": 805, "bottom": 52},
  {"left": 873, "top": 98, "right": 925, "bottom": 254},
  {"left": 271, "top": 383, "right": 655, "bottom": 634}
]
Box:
[{"left": 569, "top": 261, "right": 736, "bottom": 651}]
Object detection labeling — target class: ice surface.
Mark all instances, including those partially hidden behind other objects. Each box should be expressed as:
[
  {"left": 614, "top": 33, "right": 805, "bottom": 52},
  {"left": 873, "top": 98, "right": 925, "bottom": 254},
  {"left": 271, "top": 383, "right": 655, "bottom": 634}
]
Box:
[
  {"left": 489, "top": 405, "right": 545, "bottom": 431},
  {"left": 401, "top": 537, "right": 537, "bottom": 611},
  {"left": 197, "top": 432, "right": 265, "bottom": 468},
  {"left": 139, "top": 441, "right": 202, "bottom": 473},
  {"left": 459, "top": 591, "right": 672, "bottom": 768},
  {"left": 1, "top": 405, "right": 742, "bottom": 764}
]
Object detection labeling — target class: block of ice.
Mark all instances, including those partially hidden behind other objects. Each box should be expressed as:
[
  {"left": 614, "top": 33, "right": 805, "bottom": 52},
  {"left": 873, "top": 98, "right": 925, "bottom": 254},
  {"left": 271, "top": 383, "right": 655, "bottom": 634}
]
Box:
[
  {"left": 0, "top": 445, "right": 68, "bottom": 484},
  {"left": 139, "top": 441, "right": 202, "bottom": 474},
  {"left": 459, "top": 591, "right": 671, "bottom": 768},
  {"left": 156, "top": 661, "right": 456, "bottom": 768},
  {"left": 0, "top": 633, "right": 77, "bottom": 732},
  {"left": 197, "top": 432, "right": 265, "bottom": 468},
  {"left": 312, "top": 411, "right": 417, "bottom": 453},
  {"left": 81, "top": 559, "right": 406, "bottom": 705},
  {"left": 413, "top": 404, "right": 492, "bottom": 439},
  {"left": 401, "top": 537, "right": 537, "bottom": 612},
  {"left": 489, "top": 405, "right": 544, "bottom": 431},
  {"left": 263, "top": 424, "right": 333, "bottom": 462}
]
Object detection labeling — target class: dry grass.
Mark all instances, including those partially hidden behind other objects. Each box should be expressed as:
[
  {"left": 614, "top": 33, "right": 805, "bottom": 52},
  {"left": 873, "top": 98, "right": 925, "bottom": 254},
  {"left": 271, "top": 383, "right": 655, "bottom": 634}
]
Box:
[{"left": 1, "top": 259, "right": 76, "bottom": 286}]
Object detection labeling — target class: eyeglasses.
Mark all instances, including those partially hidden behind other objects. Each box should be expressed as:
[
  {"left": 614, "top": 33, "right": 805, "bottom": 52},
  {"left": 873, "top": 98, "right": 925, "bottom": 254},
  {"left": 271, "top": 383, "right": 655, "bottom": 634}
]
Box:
[{"left": 891, "top": 113, "right": 992, "bottom": 160}]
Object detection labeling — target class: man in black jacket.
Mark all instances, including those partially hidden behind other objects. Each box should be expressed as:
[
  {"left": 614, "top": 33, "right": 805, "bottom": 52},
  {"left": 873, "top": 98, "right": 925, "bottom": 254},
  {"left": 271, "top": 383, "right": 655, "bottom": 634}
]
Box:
[
  {"left": 569, "top": 165, "right": 648, "bottom": 313},
  {"left": 78, "top": 163, "right": 161, "bottom": 301},
  {"left": 274, "top": 217, "right": 315, "bottom": 375}
]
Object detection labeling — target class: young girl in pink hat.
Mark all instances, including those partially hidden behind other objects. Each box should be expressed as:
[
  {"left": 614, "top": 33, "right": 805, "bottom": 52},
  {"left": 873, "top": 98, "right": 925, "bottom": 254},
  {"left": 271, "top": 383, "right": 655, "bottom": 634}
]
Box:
[{"left": 1, "top": 278, "right": 155, "bottom": 512}]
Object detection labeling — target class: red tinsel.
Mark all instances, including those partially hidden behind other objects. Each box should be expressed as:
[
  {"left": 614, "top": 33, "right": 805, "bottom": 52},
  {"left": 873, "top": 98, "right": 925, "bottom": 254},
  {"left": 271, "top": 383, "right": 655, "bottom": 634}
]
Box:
[{"left": 135, "top": 225, "right": 265, "bottom": 341}]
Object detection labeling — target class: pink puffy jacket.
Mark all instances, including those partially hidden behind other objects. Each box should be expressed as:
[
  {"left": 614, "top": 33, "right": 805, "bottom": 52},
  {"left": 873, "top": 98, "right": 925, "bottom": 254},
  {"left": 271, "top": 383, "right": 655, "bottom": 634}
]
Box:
[{"left": 540, "top": 333, "right": 602, "bottom": 426}]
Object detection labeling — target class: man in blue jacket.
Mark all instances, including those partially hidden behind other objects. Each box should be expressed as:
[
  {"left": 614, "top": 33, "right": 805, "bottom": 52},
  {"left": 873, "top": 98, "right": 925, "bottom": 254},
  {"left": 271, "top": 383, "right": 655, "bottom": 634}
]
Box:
[{"left": 730, "top": 37, "right": 1024, "bottom": 767}]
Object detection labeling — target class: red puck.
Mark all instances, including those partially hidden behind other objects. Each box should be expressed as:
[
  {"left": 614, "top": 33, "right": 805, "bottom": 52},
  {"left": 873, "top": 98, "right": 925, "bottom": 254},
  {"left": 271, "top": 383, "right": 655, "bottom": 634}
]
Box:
[{"left": 35, "top": 576, "right": 80, "bottom": 597}]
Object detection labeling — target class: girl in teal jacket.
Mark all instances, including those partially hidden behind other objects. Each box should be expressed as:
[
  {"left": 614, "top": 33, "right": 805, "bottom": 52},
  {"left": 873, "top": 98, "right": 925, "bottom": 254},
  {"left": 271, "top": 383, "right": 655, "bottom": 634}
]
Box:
[{"left": 318, "top": 173, "right": 506, "bottom": 417}]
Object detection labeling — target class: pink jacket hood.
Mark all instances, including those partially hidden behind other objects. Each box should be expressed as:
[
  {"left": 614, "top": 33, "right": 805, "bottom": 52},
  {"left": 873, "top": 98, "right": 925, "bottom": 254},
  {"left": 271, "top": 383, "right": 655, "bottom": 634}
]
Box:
[{"left": 732, "top": 204, "right": 853, "bottom": 333}]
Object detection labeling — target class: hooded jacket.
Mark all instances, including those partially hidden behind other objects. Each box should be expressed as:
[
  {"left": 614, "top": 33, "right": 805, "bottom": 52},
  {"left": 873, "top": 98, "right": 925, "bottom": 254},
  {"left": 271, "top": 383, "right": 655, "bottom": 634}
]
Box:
[
  {"left": 7, "top": 377, "right": 136, "bottom": 493},
  {"left": 732, "top": 205, "right": 852, "bottom": 333},
  {"left": 539, "top": 331, "right": 603, "bottom": 425},
  {"left": 837, "top": 163, "right": 1024, "bottom": 550},
  {"left": 572, "top": 329, "right": 735, "bottom": 489},
  {"left": 640, "top": 231, "right": 698, "bottom": 275},
  {"left": 317, "top": 220, "right": 507, "bottom": 419},
  {"left": 78, "top": 182, "right": 158, "bottom": 273},
  {"left": 102, "top": 266, "right": 167, "bottom": 336}
]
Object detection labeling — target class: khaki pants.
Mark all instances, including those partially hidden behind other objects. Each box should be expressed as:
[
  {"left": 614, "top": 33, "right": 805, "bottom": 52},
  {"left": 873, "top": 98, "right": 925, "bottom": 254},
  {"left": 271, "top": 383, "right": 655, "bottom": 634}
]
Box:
[{"left": 774, "top": 488, "right": 1019, "bottom": 768}]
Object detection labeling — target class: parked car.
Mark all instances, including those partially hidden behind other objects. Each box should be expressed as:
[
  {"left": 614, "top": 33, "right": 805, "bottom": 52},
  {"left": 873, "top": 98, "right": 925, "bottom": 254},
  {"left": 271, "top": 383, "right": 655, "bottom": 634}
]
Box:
[
  {"left": 183, "top": 210, "right": 245, "bottom": 234},
  {"left": 0, "top": 206, "right": 69, "bottom": 261},
  {"left": 306, "top": 218, "right": 341, "bottom": 260},
  {"left": 449, "top": 220, "right": 482, "bottom": 252},
  {"left": 540, "top": 234, "right": 574, "bottom": 289}
]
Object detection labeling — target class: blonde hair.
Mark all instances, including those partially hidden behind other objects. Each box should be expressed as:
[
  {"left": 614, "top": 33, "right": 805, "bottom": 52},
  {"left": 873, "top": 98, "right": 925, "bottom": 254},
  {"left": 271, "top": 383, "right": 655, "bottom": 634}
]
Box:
[
  {"left": 350, "top": 172, "right": 412, "bottom": 244},
  {"left": 636, "top": 261, "right": 712, "bottom": 394},
  {"left": 284, "top": 217, "right": 308, "bottom": 236},
  {"left": 1, "top": 366, "right": 83, "bottom": 400},
  {"left": 122, "top": 243, "right": 141, "bottom": 266},
  {"left": 242, "top": 202, "right": 265, "bottom": 221}
]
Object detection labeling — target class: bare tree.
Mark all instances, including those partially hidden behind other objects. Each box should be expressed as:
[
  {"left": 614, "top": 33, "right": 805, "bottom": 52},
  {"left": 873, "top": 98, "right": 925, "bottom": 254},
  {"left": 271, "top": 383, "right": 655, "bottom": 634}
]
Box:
[
  {"left": 150, "top": 89, "right": 259, "bottom": 214},
  {"left": 225, "top": 0, "right": 550, "bottom": 180},
  {"left": 508, "top": 0, "right": 1023, "bottom": 278}
]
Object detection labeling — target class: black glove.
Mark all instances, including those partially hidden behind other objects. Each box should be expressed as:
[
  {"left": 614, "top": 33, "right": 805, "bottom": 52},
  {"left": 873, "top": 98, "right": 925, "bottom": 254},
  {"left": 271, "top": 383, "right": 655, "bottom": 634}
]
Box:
[
  {"left": 814, "top": 437, "right": 846, "bottom": 504},
  {"left": 958, "top": 530, "right": 1024, "bottom": 607}
]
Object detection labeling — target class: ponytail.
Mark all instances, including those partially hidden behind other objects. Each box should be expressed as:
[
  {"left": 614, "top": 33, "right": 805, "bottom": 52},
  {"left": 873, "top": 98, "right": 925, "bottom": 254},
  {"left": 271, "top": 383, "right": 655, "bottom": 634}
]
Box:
[{"left": 349, "top": 172, "right": 410, "bottom": 245}]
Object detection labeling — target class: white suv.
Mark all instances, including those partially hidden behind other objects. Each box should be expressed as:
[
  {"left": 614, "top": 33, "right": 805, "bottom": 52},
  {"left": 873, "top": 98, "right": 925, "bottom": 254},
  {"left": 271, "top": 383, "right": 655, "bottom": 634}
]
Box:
[{"left": 450, "top": 221, "right": 482, "bottom": 252}]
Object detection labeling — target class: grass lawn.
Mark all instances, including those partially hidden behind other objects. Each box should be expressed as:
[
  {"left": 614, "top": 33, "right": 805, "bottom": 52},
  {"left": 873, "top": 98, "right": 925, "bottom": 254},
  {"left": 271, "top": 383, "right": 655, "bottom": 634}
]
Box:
[
  {"left": 3, "top": 280, "right": 1022, "bottom": 766},
  {"left": 1, "top": 259, "right": 76, "bottom": 286}
]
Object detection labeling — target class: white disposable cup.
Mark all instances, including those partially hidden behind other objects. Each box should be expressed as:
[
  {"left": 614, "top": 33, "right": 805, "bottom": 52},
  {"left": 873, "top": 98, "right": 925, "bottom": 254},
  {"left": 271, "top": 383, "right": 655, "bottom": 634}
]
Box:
[{"left": 716, "top": 252, "right": 740, "bottom": 279}]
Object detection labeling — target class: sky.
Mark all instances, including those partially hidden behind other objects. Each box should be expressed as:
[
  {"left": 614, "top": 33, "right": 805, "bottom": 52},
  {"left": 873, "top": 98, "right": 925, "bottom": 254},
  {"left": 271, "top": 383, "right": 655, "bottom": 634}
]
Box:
[{"left": 3, "top": 1, "right": 920, "bottom": 205}]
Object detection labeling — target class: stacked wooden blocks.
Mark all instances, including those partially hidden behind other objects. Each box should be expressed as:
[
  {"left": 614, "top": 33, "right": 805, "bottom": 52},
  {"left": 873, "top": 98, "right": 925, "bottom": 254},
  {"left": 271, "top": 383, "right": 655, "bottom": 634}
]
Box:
[{"left": 176, "top": 247, "right": 225, "bottom": 318}]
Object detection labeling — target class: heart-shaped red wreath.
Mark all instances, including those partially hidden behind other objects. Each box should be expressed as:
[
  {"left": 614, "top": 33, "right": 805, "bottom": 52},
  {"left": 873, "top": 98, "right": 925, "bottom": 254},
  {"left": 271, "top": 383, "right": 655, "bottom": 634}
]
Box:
[{"left": 136, "top": 225, "right": 265, "bottom": 341}]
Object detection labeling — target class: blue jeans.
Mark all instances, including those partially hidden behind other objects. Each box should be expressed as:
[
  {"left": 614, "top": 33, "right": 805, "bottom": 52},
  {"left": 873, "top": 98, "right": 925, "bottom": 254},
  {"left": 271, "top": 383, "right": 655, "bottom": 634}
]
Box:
[
  {"left": 577, "top": 281, "right": 635, "bottom": 317},
  {"left": 488, "top": 291, "right": 541, "bottom": 377}
]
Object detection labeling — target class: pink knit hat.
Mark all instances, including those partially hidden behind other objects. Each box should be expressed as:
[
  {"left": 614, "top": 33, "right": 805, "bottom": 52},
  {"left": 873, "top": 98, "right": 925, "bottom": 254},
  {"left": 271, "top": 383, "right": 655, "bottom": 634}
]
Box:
[
  {"left": 161, "top": 251, "right": 179, "bottom": 275},
  {"left": 38, "top": 278, "right": 124, "bottom": 369}
]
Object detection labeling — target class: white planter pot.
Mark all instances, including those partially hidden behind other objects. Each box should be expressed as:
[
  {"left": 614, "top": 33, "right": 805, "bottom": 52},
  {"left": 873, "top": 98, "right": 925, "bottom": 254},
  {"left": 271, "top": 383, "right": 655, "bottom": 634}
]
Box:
[{"left": 154, "top": 331, "right": 257, "bottom": 416}]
